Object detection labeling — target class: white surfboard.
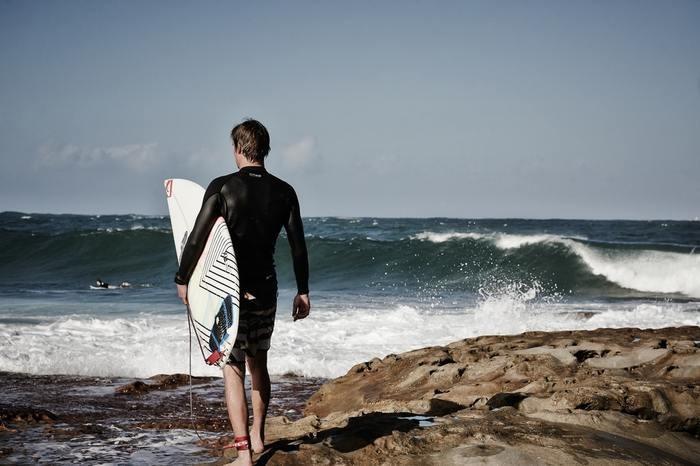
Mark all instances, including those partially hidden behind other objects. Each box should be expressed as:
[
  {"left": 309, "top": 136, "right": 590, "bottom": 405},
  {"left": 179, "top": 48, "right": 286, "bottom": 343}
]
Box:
[{"left": 164, "top": 178, "right": 240, "bottom": 368}]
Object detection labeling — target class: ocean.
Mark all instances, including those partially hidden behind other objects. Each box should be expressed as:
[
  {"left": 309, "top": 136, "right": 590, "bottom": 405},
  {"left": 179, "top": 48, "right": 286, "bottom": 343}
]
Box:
[{"left": 1, "top": 211, "right": 698, "bottom": 380}]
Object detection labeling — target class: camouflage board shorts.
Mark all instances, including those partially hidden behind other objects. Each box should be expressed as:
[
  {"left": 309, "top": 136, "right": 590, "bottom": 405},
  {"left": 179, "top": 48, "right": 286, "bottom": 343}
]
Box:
[{"left": 227, "top": 292, "right": 277, "bottom": 364}]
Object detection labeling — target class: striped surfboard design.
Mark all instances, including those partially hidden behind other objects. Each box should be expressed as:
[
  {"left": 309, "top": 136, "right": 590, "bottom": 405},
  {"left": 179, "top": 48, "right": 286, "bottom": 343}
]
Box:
[{"left": 199, "top": 222, "right": 239, "bottom": 299}]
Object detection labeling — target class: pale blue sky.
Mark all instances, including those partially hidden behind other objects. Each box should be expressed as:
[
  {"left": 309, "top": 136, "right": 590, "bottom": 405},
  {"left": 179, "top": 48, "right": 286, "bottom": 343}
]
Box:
[{"left": 1, "top": 0, "right": 698, "bottom": 219}]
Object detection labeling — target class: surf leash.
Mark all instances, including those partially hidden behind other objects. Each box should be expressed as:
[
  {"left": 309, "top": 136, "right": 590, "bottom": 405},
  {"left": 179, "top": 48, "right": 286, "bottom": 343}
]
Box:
[{"left": 186, "top": 303, "right": 205, "bottom": 442}]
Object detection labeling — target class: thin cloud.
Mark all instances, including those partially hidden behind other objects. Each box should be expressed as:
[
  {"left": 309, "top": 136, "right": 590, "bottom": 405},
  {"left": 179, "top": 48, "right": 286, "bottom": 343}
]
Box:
[
  {"left": 281, "top": 136, "right": 318, "bottom": 169},
  {"left": 37, "top": 142, "right": 159, "bottom": 172}
]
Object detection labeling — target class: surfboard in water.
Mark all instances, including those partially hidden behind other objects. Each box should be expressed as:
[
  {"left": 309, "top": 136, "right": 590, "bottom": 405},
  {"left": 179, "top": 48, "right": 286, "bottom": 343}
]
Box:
[{"left": 164, "top": 178, "right": 240, "bottom": 368}]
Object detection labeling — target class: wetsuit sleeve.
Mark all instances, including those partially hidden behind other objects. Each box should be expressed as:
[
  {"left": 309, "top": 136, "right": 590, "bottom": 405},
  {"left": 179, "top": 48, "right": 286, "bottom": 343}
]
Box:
[
  {"left": 284, "top": 188, "right": 309, "bottom": 295},
  {"left": 174, "top": 181, "right": 225, "bottom": 285}
]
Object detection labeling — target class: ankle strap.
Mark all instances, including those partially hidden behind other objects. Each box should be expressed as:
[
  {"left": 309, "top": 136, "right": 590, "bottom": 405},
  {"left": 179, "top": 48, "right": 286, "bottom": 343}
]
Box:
[{"left": 233, "top": 435, "right": 250, "bottom": 451}]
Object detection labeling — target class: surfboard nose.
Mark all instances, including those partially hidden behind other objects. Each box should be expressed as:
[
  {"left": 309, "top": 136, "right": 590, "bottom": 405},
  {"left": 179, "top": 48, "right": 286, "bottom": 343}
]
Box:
[{"left": 164, "top": 179, "right": 173, "bottom": 197}]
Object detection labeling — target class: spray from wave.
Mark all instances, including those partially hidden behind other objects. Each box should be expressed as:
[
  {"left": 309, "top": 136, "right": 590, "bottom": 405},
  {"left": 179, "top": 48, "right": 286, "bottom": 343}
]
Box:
[{"left": 412, "top": 231, "right": 700, "bottom": 298}]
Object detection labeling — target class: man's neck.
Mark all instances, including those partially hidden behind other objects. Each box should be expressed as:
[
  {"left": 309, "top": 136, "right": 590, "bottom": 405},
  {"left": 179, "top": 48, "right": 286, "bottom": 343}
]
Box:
[{"left": 239, "top": 161, "right": 265, "bottom": 169}]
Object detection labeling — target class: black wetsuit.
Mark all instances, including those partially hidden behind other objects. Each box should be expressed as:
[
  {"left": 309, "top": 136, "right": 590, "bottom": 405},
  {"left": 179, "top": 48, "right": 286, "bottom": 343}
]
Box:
[{"left": 174, "top": 166, "right": 309, "bottom": 302}]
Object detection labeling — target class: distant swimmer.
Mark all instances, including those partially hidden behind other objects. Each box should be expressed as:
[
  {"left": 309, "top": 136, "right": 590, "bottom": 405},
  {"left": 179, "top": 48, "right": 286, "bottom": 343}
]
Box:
[{"left": 92, "top": 279, "right": 132, "bottom": 289}]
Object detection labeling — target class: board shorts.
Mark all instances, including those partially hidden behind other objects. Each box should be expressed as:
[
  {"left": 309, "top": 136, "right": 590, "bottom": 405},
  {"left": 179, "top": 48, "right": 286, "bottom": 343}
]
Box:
[{"left": 227, "top": 290, "right": 277, "bottom": 365}]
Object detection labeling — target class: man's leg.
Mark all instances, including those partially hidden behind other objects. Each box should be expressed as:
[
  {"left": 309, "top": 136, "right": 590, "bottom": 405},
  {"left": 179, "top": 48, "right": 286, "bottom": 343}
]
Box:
[
  {"left": 246, "top": 350, "right": 270, "bottom": 453},
  {"left": 223, "top": 360, "right": 253, "bottom": 465}
]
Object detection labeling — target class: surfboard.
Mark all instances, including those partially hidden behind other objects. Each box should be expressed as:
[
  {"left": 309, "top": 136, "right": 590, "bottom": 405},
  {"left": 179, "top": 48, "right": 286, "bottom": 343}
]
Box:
[{"left": 164, "top": 178, "right": 240, "bottom": 368}]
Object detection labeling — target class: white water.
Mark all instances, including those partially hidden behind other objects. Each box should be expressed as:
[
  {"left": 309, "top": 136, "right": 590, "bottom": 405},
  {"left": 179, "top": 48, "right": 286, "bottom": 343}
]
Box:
[
  {"left": 2, "top": 291, "right": 697, "bottom": 379},
  {"left": 413, "top": 231, "right": 700, "bottom": 298}
]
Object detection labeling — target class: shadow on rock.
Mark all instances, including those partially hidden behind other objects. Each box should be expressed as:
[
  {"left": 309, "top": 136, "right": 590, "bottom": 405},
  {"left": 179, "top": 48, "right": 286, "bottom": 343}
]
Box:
[{"left": 256, "top": 411, "right": 430, "bottom": 464}]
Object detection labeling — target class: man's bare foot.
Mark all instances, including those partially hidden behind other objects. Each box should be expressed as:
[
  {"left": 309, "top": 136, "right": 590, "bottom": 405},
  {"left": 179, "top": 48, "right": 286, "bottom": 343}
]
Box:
[
  {"left": 250, "top": 429, "right": 265, "bottom": 453},
  {"left": 226, "top": 449, "right": 253, "bottom": 466}
]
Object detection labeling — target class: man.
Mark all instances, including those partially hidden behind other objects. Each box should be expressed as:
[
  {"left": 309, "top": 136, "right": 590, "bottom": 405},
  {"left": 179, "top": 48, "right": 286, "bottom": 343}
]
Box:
[{"left": 174, "top": 119, "right": 310, "bottom": 465}]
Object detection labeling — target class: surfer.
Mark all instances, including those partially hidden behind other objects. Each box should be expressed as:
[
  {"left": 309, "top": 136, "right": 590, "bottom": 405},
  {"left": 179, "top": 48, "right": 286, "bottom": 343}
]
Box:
[
  {"left": 174, "top": 119, "right": 310, "bottom": 464},
  {"left": 93, "top": 279, "right": 131, "bottom": 289}
]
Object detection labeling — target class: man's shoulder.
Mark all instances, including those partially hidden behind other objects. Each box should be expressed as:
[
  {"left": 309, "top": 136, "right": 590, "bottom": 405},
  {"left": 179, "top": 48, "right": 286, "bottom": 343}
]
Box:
[
  {"left": 208, "top": 173, "right": 237, "bottom": 188},
  {"left": 266, "top": 171, "right": 295, "bottom": 192},
  {"left": 267, "top": 173, "right": 300, "bottom": 202}
]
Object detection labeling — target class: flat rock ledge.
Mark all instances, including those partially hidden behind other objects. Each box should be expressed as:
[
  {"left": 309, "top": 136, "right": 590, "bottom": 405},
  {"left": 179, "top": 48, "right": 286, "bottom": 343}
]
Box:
[{"left": 208, "top": 326, "right": 700, "bottom": 465}]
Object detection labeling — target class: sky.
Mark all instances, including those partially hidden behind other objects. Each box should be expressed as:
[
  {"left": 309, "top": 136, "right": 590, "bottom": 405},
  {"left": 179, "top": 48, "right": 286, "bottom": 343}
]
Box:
[{"left": 1, "top": 0, "right": 698, "bottom": 219}]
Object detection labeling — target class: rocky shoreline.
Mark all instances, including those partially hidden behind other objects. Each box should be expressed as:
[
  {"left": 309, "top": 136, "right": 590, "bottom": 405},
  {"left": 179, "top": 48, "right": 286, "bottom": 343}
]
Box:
[
  {"left": 219, "top": 326, "right": 700, "bottom": 465},
  {"left": 2, "top": 326, "right": 699, "bottom": 465}
]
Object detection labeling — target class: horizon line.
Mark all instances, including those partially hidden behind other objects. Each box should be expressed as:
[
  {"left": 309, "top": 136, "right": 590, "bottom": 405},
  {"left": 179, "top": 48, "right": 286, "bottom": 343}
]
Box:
[{"left": 1, "top": 210, "right": 698, "bottom": 223}]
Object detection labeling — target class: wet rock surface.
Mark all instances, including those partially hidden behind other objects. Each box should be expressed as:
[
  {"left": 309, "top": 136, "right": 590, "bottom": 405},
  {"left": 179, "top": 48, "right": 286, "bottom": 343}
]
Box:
[
  {"left": 115, "top": 373, "right": 212, "bottom": 395},
  {"left": 217, "top": 326, "right": 700, "bottom": 465},
  {"left": 0, "top": 371, "right": 325, "bottom": 464}
]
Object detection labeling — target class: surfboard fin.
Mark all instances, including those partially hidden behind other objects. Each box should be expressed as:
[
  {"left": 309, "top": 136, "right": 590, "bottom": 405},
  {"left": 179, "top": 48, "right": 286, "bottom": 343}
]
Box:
[{"left": 206, "top": 350, "right": 222, "bottom": 365}]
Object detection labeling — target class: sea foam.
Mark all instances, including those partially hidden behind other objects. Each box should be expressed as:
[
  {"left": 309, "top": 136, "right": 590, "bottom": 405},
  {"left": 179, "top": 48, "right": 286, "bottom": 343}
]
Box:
[{"left": 2, "top": 293, "right": 697, "bottom": 379}]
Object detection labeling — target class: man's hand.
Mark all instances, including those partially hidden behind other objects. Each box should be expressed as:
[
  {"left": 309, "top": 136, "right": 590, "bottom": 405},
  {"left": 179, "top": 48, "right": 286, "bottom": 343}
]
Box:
[
  {"left": 292, "top": 293, "right": 310, "bottom": 321},
  {"left": 177, "top": 284, "right": 188, "bottom": 305}
]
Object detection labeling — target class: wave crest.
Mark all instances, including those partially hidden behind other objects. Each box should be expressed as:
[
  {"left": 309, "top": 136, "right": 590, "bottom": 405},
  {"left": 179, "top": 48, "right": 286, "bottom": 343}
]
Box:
[{"left": 413, "top": 231, "right": 700, "bottom": 297}]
